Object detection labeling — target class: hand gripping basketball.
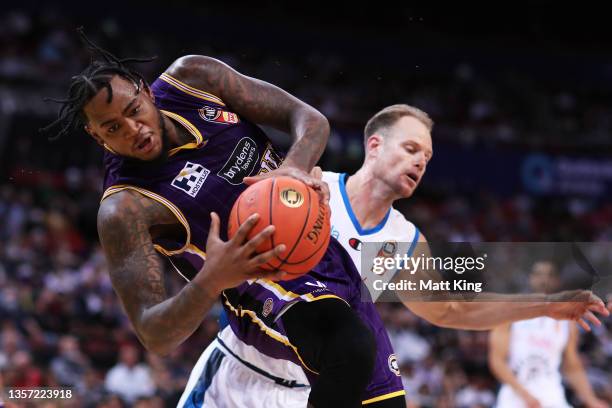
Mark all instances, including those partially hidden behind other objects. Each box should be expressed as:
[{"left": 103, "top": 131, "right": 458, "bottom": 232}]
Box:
[
  {"left": 200, "top": 212, "right": 287, "bottom": 293},
  {"left": 228, "top": 176, "right": 331, "bottom": 280}
]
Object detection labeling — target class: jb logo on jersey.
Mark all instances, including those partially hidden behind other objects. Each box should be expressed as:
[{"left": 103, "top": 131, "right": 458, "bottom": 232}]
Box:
[
  {"left": 198, "top": 105, "right": 240, "bottom": 124},
  {"left": 172, "top": 162, "right": 210, "bottom": 197}
]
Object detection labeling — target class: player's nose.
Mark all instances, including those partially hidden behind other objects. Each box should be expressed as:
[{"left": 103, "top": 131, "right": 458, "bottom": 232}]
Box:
[
  {"left": 414, "top": 153, "right": 426, "bottom": 169},
  {"left": 125, "top": 118, "right": 142, "bottom": 138}
]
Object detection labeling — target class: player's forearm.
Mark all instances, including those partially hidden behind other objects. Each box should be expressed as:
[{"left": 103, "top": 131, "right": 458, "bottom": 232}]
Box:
[
  {"left": 283, "top": 108, "right": 329, "bottom": 171},
  {"left": 408, "top": 292, "right": 550, "bottom": 330},
  {"left": 137, "top": 279, "right": 220, "bottom": 356},
  {"left": 564, "top": 359, "right": 600, "bottom": 404},
  {"left": 489, "top": 357, "right": 532, "bottom": 398},
  {"left": 443, "top": 297, "right": 551, "bottom": 330}
]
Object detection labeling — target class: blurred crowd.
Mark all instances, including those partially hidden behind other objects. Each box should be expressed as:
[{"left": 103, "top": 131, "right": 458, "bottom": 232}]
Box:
[
  {"left": 2, "top": 180, "right": 611, "bottom": 407},
  {"left": 1, "top": 4, "right": 612, "bottom": 408}
]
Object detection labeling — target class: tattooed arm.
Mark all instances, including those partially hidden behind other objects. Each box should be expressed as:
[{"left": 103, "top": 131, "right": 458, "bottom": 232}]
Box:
[
  {"left": 98, "top": 190, "right": 285, "bottom": 356},
  {"left": 165, "top": 56, "right": 331, "bottom": 204},
  {"left": 166, "top": 55, "right": 329, "bottom": 172}
]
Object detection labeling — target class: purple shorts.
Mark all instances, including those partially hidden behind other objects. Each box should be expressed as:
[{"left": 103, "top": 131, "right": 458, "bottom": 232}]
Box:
[{"left": 222, "top": 238, "right": 405, "bottom": 404}]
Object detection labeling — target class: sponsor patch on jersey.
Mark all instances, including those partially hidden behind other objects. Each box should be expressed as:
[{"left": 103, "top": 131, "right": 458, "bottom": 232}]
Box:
[
  {"left": 257, "top": 143, "right": 283, "bottom": 175},
  {"left": 280, "top": 188, "right": 304, "bottom": 208},
  {"left": 371, "top": 240, "right": 398, "bottom": 275},
  {"left": 171, "top": 162, "right": 210, "bottom": 198},
  {"left": 218, "top": 137, "right": 260, "bottom": 185},
  {"left": 305, "top": 280, "right": 327, "bottom": 288},
  {"left": 198, "top": 105, "right": 239, "bottom": 124},
  {"left": 388, "top": 354, "right": 401, "bottom": 376},
  {"left": 349, "top": 238, "right": 362, "bottom": 251},
  {"left": 262, "top": 298, "right": 274, "bottom": 317},
  {"left": 379, "top": 241, "right": 397, "bottom": 257}
]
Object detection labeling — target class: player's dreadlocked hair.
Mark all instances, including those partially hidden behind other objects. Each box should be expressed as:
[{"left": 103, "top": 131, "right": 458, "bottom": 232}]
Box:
[{"left": 41, "top": 28, "right": 156, "bottom": 140}]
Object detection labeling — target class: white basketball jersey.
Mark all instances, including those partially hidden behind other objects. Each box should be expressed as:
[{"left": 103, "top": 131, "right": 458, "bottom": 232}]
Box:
[
  {"left": 323, "top": 171, "right": 420, "bottom": 277},
  {"left": 192, "top": 171, "right": 422, "bottom": 399},
  {"left": 496, "top": 317, "right": 571, "bottom": 408}
]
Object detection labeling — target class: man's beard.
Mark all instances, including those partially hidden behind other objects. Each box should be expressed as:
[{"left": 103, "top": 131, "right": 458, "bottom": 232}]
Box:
[{"left": 125, "top": 109, "right": 170, "bottom": 166}]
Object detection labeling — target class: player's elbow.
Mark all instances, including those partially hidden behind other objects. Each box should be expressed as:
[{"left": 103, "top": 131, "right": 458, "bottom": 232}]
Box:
[
  {"left": 294, "top": 107, "right": 330, "bottom": 140},
  {"left": 147, "top": 344, "right": 174, "bottom": 357},
  {"left": 132, "top": 320, "right": 177, "bottom": 357},
  {"left": 313, "top": 110, "right": 330, "bottom": 133},
  {"left": 314, "top": 110, "right": 330, "bottom": 134},
  {"left": 138, "top": 332, "right": 175, "bottom": 357}
]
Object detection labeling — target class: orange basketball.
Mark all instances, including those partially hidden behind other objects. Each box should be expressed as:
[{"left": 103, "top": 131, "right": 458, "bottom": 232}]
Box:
[{"left": 228, "top": 176, "right": 331, "bottom": 280}]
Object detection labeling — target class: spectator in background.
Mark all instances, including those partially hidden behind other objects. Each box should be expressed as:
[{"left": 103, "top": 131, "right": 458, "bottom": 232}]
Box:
[
  {"left": 6, "top": 350, "right": 44, "bottom": 388},
  {"left": 50, "top": 335, "right": 90, "bottom": 389},
  {"left": 454, "top": 370, "right": 496, "bottom": 408},
  {"left": 105, "top": 343, "right": 155, "bottom": 405},
  {"left": 489, "top": 261, "right": 608, "bottom": 408},
  {"left": 80, "top": 368, "right": 107, "bottom": 408},
  {"left": 0, "top": 6, "right": 612, "bottom": 406}
]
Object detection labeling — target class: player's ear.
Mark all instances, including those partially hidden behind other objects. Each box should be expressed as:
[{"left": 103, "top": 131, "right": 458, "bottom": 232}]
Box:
[
  {"left": 365, "top": 134, "right": 383, "bottom": 158},
  {"left": 84, "top": 124, "right": 104, "bottom": 147},
  {"left": 141, "top": 80, "right": 154, "bottom": 102}
]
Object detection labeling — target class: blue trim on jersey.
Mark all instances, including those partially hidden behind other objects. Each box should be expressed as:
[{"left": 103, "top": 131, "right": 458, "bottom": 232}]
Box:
[
  {"left": 183, "top": 348, "right": 225, "bottom": 407},
  {"left": 407, "top": 227, "right": 420, "bottom": 257},
  {"left": 218, "top": 308, "right": 230, "bottom": 330},
  {"left": 339, "top": 173, "right": 391, "bottom": 235},
  {"left": 390, "top": 228, "right": 421, "bottom": 280}
]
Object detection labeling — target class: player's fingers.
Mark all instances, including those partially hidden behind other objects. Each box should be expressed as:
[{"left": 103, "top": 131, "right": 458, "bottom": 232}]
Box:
[
  {"left": 242, "top": 225, "right": 275, "bottom": 255},
  {"left": 577, "top": 318, "right": 591, "bottom": 332},
  {"left": 317, "top": 179, "right": 330, "bottom": 206},
  {"left": 588, "top": 299, "right": 609, "bottom": 316},
  {"left": 310, "top": 166, "right": 323, "bottom": 180},
  {"left": 256, "top": 269, "right": 287, "bottom": 282},
  {"left": 583, "top": 310, "right": 602, "bottom": 327},
  {"left": 243, "top": 175, "right": 266, "bottom": 185},
  {"left": 248, "top": 244, "right": 286, "bottom": 268},
  {"left": 307, "top": 178, "right": 330, "bottom": 206},
  {"left": 208, "top": 212, "right": 221, "bottom": 241},
  {"left": 273, "top": 243, "right": 287, "bottom": 257},
  {"left": 232, "top": 213, "right": 260, "bottom": 245}
]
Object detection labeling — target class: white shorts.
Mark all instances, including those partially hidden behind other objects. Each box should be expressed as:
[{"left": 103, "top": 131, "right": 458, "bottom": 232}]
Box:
[
  {"left": 496, "top": 385, "right": 572, "bottom": 408},
  {"left": 177, "top": 327, "right": 311, "bottom": 408}
]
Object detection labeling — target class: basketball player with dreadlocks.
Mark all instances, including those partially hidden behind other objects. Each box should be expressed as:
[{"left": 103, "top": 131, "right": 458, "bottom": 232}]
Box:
[
  {"left": 44, "top": 31, "right": 610, "bottom": 408},
  {"left": 44, "top": 31, "right": 403, "bottom": 408}
]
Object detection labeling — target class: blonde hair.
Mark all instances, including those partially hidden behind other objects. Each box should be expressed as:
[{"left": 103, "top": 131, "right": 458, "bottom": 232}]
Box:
[{"left": 364, "top": 104, "right": 433, "bottom": 146}]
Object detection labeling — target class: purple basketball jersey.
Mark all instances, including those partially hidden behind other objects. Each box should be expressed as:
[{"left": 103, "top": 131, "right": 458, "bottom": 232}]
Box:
[{"left": 101, "top": 73, "right": 404, "bottom": 403}]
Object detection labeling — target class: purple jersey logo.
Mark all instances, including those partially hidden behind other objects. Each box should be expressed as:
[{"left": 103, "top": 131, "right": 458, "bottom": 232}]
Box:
[
  {"left": 171, "top": 162, "right": 210, "bottom": 197},
  {"left": 218, "top": 137, "right": 260, "bottom": 185}
]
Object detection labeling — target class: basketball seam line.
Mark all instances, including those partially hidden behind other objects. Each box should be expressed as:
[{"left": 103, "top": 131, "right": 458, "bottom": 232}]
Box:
[
  {"left": 265, "top": 177, "right": 278, "bottom": 271},
  {"left": 282, "top": 229, "right": 331, "bottom": 266},
  {"left": 275, "top": 182, "right": 312, "bottom": 273}
]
